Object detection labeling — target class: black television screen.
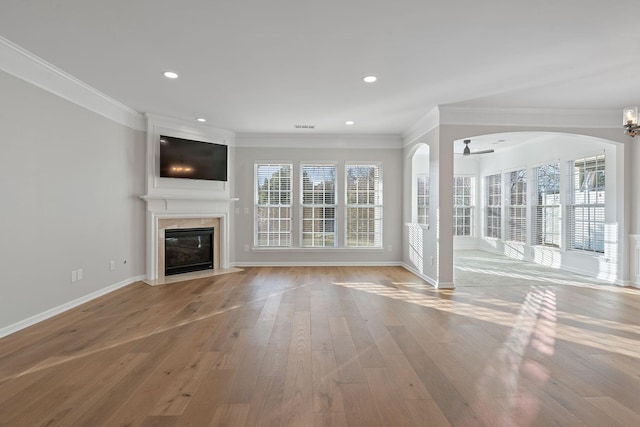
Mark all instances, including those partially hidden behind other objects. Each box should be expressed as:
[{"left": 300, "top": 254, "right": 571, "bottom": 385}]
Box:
[{"left": 159, "top": 135, "right": 227, "bottom": 181}]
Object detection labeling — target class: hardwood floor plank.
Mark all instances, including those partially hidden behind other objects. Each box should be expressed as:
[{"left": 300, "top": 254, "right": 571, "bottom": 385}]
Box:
[
  {"left": 0, "top": 260, "right": 638, "bottom": 426},
  {"left": 29, "top": 352, "right": 149, "bottom": 427},
  {"left": 313, "top": 412, "right": 349, "bottom": 427},
  {"left": 70, "top": 325, "right": 194, "bottom": 427},
  {"left": 341, "top": 382, "right": 384, "bottom": 427},
  {"left": 177, "top": 369, "right": 235, "bottom": 426},
  {"left": 280, "top": 310, "right": 313, "bottom": 426},
  {"left": 140, "top": 415, "right": 179, "bottom": 427},
  {"left": 331, "top": 335, "right": 366, "bottom": 384},
  {"left": 227, "top": 342, "right": 268, "bottom": 403},
  {"left": 344, "top": 316, "right": 386, "bottom": 368},
  {"left": 312, "top": 350, "right": 344, "bottom": 413},
  {"left": 328, "top": 317, "right": 350, "bottom": 337},
  {"left": 405, "top": 399, "right": 452, "bottom": 427},
  {"left": 387, "top": 325, "right": 484, "bottom": 426},
  {"left": 584, "top": 396, "right": 640, "bottom": 426},
  {"left": 244, "top": 375, "right": 285, "bottom": 427},
  {"left": 209, "top": 403, "right": 250, "bottom": 427},
  {"left": 373, "top": 333, "right": 433, "bottom": 400},
  {"left": 149, "top": 351, "right": 219, "bottom": 416},
  {"left": 364, "top": 368, "right": 415, "bottom": 426}
]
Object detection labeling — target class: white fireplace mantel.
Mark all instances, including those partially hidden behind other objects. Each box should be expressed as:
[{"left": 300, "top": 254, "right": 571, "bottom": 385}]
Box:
[
  {"left": 139, "top": 194, "right": 238, "bottom": 282},
  {"left": 140, "top": 194, "right": 239, "bottom": 210}
]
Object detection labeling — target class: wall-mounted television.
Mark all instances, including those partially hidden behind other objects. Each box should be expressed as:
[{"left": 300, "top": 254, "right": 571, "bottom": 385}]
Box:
[{"left": 159, "top": 135, "right": 228, "bottom": 181}]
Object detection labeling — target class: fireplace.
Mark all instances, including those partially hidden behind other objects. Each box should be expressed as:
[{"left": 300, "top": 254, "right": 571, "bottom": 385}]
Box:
[
  {"left": 164, "top": 227, "right": 214, "bottom": 276},
  {"left": 140, "top": 194, "right": 236, "bottom": 285}
]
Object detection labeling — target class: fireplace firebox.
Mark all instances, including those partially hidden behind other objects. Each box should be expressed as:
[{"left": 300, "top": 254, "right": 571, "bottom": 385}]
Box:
[{"left": 164, "top": 227, "right": 214, "bottom": 276}]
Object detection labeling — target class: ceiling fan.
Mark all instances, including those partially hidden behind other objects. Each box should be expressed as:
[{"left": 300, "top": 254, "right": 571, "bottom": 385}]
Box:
[{"left": 459, "top": 139, "right": 494, "bottom": 156}]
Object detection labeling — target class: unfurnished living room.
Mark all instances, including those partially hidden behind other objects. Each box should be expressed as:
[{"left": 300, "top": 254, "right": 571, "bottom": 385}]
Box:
[{"left": 1, "top": 1, "right": 639, "bottom": 426}]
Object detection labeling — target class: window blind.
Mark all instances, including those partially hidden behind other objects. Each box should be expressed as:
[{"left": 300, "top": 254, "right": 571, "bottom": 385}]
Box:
[
  {"left": 507, "top": 169, "right": 527, "bottom": 243},
  {"left": 345, "top": 164, "right": 383, "bottom": 247},
  {"left": 567, "top": 155, "right": 605, "bottom": 253},
  {"left": 255, "top": 164, "right": 292, "bottom": 247},
  {"left": 301, "top": 164, "right": 337, "bottom": 247},
  {"left": 417, "top": 175, "right": 429, "bottom": 225},
  {"left": 485, "top": 173, "right": 501, "bottom": 239},
  {"left": 532, "top": 163, "right": 561, "bottom": 247},
  {"left": 453, "top": 176, "right": 474, "bottom": 236}
]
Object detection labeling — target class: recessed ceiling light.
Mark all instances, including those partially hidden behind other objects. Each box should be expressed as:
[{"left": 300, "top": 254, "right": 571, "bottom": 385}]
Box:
[
  {"left": 345, "top": 121, "right": 355, "bottom": 125},
  {"left": 196, "top": 117, "right": 207, "bottom": 122},
  {"left": 363, "top": 75, "right": 377, "bottom": 83},
  {"left": 163, "top": 71, "right": 179, "bottom": 79}
]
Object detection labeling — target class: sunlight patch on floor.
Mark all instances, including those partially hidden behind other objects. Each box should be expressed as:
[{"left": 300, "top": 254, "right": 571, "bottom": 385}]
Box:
[{"left": 334, "top": 281, "right": 640, "bottom": 360}]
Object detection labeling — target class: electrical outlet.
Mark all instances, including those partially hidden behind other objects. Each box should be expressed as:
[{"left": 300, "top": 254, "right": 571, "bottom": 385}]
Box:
[
  {"left": 244, "top": 207, "right": 249, "bottom": 215},
  {"left": 387, "top": 245, "right": 392, "bottom": 252},
  {"left": 244, "top": 244, "right": 249, "bottom": 252},
  {"left": 109, "top": 260, "right": 115, "bottom": 271},
  {"left": 71, "top": 270, "right": 78, "bottom": 282},
  {"left": 234, "top": 207, "right": 240, "bottom": 215},
  {"left": 77, "top": 269, "right": 83, "bottom": 280}
]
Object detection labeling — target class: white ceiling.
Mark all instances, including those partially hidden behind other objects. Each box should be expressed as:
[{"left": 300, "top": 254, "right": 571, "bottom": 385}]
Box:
[{"left": 1, "top": 0, "right": 639, "bottom": 135}]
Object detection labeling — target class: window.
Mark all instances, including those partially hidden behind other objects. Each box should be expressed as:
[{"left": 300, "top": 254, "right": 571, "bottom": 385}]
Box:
[
  {"left": 485, "top": 173, "right": 502, "bottom": 239},
  {"left": 507, "top": 169, "right": 527, "bottom": 243},
  {"left": 417, "top": 175, "right": 429, "bottom": 225},
  {"left": 568, "top": 155, "right": 605, "bottom": 253},
  {"left": 255, "top": 164, "right": 292, "bottom": 246},
  {"left": 301, "top": 164, "right": 337, "bottom": 247},
  {"left": 346, "top": 164, "right": 382, "bottom": 247},
  {"left": 533, "top": 163, "right": 561, "bottom": 247},
  {"left": 453, "top": 176, "right": 474, "bottom": 236}
]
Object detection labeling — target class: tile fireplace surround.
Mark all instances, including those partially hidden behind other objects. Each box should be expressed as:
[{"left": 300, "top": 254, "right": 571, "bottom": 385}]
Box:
[{"left": 139, "top": 195, "right": 238, "bottom": 286}]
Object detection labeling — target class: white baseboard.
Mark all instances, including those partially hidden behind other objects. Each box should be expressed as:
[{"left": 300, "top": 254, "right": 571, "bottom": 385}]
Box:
[
  {"left": 399, "top": 263, "right": 441, "bottom": 288},
  {"left": 231, "top": 261, "right": 401, "bottom": 267},
  {"left": 0, "top": 275, "right": 145, "bottom": 339}
]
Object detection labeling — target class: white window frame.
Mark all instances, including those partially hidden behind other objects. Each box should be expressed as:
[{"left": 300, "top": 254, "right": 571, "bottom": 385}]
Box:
[
  {"left": 255, "top": 163, "right": 293, "bottom": 247},
  {"left": 453, "top": 176, "right": 474, "bottom": 236},
  {"left": 567, "top": 154, "right": 605, "bottom": 253},
  {"left": 507, "top": 169, "right": 527, "bottom": 243},
  {"left": 533, "top": 163, "right": 561, "bottom": 247},
  {"left": 300, "top": 163, "right": 337, "bottom": 247},
  {"left": 485, "top": 173, "right": 502, "bottom": 239},
  {"left": 417, "top": 174, "right": 430, "bottom": 225},
  {"left": 345, "top": 163, "right": 383, "bottom": 248}
]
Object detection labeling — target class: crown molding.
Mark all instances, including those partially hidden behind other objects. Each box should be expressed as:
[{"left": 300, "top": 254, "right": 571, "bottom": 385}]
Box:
[
  {"left": 402, "top": 105, "right": 622, "bottom": 146},
  {"left": 402, "top": 106, "right": 441, "bottom": 146},
  {"left": 0, "top": 35, "right": 145, "bottom": 131},
  {"left": 145, "top": 113, "right": 236, "bottom": 144},
  {"left": 235, "top": 132, "right": 403, "bottom": 149},
  {"left": 438, "top": 106, "right": 620, "bottom": 129}
]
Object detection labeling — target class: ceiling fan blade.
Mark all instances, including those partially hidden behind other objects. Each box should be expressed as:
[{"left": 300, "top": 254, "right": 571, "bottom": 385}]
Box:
[
  {"left": 471, "top": 149, "right": 495, "bottom": 155},
  {"left": 459, "top": 139, "right": 494, "bottom": 155}
]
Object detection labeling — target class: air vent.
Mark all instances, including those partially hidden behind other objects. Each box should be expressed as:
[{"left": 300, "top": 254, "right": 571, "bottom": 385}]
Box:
[{"left": 294, "top": 124, "right": 315, "bottom": 129}]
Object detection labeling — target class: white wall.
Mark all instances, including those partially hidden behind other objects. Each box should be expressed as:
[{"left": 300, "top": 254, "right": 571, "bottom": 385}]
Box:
[
  {"left": 0, "top": 70, "right": 146, "bottom": 334},
  {"left": 402, "top": 128, "right": 443, "bottom": 286},
  {"left": 232, "top": 135, "right": 403, "bottom": 265}
]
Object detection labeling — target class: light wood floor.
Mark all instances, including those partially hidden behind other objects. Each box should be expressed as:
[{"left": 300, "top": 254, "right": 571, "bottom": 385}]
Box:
[{"left": 1, "top": 253, "right": 640, "bottom": 426}]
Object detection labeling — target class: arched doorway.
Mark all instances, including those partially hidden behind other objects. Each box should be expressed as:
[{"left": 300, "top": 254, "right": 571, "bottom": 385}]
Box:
[{"left": 452, "top": 131, "right": 623, "bottom": 284}]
